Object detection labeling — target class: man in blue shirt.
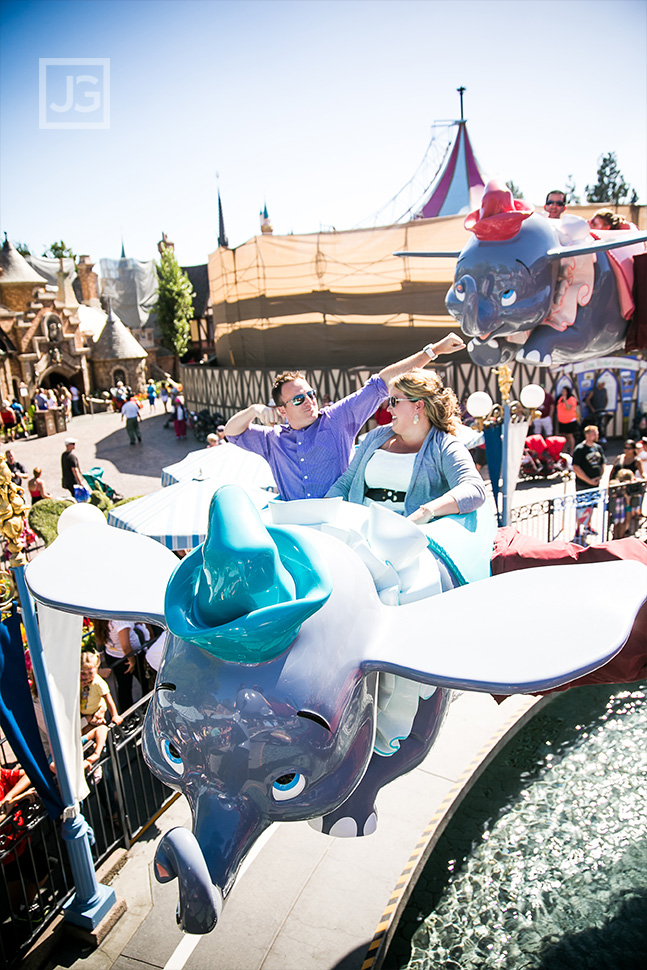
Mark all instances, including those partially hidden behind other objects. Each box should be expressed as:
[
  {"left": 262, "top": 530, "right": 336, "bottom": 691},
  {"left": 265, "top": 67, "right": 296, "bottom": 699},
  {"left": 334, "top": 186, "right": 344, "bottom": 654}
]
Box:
[{"left": 224, "top": 335, "right": 465, "bottom": 500}]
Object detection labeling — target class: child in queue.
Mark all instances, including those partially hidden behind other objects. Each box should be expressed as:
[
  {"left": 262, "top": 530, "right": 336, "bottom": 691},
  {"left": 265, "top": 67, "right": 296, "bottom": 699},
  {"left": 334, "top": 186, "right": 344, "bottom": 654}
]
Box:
[{"left": 80, "top": 651, "right": 121, "bottom": 768}]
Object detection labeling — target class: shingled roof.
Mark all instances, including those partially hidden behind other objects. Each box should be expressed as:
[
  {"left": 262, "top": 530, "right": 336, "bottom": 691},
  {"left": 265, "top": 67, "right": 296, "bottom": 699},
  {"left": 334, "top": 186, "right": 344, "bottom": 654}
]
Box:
[
  {"left": 91, "top": 304, "right": 147, "bottom": 360},
  {"left": 0, "top": 236, "right": 48, "bottom": 285}
]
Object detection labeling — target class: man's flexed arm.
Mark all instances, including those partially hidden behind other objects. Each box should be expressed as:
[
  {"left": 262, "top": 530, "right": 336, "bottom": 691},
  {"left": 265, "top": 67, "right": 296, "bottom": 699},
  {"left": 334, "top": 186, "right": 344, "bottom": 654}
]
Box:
[
  {"left": 224, "top": 403, "right": 275, "bottom": 437},
  {"left": 377, "top": 332, "right": 465, "bottom": 385}
]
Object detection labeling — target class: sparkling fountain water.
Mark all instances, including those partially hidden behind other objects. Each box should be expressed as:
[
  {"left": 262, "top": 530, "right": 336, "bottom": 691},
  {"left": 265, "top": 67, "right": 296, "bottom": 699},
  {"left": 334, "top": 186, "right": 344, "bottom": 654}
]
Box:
[{"left": 387, "top": 683, "right": 647, "bottom": 970}]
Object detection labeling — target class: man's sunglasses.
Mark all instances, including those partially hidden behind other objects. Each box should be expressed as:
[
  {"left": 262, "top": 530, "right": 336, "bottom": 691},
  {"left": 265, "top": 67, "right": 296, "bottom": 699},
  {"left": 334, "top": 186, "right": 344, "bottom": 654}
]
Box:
[
  {"left": 283, "top": 389, "right": 317, "bottom": 407},
  {"left": 388, "top": 396, "right": 419, "bottom": 408},
  {"left": 546, "top": 200, "right": 566, "bottom": 207}
]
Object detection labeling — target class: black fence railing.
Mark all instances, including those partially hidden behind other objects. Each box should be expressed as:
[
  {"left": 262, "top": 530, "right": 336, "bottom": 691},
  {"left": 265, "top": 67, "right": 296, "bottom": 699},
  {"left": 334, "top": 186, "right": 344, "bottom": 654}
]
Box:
[
  {"left": 0, "top": 692, "right": 177, "bottom": 968},
  {"left": 511, "top": 481, "right": 647, "bottom": 545}
]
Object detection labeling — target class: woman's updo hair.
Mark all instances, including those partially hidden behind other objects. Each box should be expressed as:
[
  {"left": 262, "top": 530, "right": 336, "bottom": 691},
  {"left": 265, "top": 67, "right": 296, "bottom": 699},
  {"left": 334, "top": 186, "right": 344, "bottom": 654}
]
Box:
[{"left": 390, "top": 369, "right": 461, "bottom": 435}]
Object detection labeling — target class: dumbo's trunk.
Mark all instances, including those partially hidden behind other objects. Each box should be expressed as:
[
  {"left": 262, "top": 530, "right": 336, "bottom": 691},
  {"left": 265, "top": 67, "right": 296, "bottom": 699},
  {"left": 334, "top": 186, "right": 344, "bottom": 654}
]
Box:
[
  {"left": 154, "top": 790, "right": 269, "bottom": 934},
  {"left": 155, "top": 827, "right": 222, "bottom": 934},
  {"left": 457, "top": 276, "right": 482, "bottom": 337}
]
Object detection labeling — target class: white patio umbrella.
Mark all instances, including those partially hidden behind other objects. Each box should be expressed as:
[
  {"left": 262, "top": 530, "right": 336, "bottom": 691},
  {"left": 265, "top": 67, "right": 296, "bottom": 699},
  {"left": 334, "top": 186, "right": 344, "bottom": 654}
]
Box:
[
  {"left": 107, "top": 478, "right": 272, "bottom": 550},
  {"left": 161, "top": 442, "right": 276, "bottom": 490}
]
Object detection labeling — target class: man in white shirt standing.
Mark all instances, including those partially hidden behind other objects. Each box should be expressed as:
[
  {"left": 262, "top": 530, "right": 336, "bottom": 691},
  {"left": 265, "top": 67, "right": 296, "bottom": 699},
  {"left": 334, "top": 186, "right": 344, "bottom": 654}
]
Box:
[{"left": 121, "top": 394, "right": 142, "bottom": 445}]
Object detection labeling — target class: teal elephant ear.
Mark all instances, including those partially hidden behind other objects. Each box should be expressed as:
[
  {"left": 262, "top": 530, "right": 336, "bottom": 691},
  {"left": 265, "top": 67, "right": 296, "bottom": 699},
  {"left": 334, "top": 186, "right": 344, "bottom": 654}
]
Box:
[{"left": 164, "top": 485, "right": 332, "bottom": 663}]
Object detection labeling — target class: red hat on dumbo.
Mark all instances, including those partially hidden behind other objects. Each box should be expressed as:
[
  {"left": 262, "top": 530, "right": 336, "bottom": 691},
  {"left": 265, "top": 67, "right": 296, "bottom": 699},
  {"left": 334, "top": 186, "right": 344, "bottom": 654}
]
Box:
[{"left": 465, "top": 180, "right": 534, "bottom": 241}]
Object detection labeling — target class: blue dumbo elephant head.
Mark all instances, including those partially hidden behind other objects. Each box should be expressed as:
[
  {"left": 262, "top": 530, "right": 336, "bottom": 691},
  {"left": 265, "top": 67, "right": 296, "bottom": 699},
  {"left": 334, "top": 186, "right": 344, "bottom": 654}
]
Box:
[
  {"left": 445, "top": 184, "right": 557, "bottom": 366},
  {"left": 397, "top": 179, "right": 647, "bottom": 368}
]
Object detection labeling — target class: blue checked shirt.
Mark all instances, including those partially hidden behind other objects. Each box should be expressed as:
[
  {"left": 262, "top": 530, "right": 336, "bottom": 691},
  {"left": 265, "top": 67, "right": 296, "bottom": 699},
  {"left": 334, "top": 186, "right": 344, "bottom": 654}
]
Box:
[{"left": 227, "top": 375, "right": 388, "bottom": 500}]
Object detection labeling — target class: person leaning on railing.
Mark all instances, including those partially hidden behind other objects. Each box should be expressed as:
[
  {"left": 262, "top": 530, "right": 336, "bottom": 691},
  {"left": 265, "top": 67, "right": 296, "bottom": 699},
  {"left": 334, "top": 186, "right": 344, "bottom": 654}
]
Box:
[
  {"left": 92, "top": 619, "right": 146, "bottom": 714},
  {"left": 0, "top": 764, "right": 49, "bottom": 917}
]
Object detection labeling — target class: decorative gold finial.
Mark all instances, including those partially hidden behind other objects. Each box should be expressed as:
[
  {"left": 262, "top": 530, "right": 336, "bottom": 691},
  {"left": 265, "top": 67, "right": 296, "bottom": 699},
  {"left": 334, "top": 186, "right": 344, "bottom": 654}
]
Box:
[
  {"left": 494, "top": 364, "right": 514, "bottom": 404},
  {"left": 0, "top": 457, "right": 28, "bottom": 567}
]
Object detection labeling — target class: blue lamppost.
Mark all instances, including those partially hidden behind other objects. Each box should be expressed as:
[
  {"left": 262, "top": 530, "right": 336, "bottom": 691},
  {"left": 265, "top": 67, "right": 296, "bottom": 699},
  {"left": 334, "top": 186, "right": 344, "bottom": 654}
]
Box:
[
  {"left": 2, "top": 462, "right": 118, "bottom": 930},
  {"left": 467, "top": 367, "right": 545, "bottom": 526}
]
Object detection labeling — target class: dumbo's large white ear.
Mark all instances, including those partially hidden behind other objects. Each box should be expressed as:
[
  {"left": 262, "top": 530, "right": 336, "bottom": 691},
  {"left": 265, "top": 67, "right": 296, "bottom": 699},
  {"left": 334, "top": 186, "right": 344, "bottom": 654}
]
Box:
[
  {"left": 362, "top": 561, "right": 647, "bottom": 695},
  {"left": 26, "top": 518, "right": 177, "bottom": 625}
]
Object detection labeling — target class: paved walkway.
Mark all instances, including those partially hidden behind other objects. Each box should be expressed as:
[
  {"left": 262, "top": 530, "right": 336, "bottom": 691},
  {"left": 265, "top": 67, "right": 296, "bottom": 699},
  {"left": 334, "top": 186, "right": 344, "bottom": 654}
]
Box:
[{"left": 6, "top": 406, "right": 205, "bottom": 503}]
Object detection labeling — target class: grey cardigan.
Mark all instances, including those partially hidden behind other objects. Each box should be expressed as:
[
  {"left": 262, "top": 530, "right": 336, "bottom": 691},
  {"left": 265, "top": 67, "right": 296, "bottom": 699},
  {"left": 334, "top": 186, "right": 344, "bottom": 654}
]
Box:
[{"left": 326, "top": 424, "right": 486, "bottom": 515}]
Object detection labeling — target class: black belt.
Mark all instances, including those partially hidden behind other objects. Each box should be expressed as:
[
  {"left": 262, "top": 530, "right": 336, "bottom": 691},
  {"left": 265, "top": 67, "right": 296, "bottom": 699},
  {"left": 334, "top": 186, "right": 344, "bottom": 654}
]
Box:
[{"left": 365, "top": 487, "right": 406, "bottom": 503}]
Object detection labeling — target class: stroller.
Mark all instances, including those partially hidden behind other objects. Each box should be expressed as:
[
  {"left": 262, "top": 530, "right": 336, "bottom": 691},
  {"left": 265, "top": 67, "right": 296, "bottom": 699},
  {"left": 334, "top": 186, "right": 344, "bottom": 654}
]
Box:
[
  {"left": 83, "top": 466, "right": 123, "bottom": 502},
  {"left": 520, "top": 435, "right": 570, "bottom": 480}
]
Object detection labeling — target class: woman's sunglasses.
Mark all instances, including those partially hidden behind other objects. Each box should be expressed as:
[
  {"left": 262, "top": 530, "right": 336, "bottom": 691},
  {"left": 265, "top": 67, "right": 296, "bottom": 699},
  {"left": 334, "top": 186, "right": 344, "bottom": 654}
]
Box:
[
  {"left": 283, "top": 389, "right": 317, "bottom": 407},
  {"left": 388, "top": 396, "right": 420, "bottom": 408}
]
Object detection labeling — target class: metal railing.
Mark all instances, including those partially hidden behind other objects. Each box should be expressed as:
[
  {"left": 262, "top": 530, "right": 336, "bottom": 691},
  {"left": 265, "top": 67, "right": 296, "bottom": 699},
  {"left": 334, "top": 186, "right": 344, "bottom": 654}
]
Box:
[
  {"left": 0, "top": 692, "right": 177, "bottom": 967},
  {"left": 511, "top": 481, "right": 647, "bottom": 545}
]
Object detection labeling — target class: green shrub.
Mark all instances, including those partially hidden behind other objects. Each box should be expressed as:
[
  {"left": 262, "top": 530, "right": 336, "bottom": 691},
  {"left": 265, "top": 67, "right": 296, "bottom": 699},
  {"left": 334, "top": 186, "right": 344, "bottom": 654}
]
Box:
[
  {"left": 89, "top": 489, "right": 112, "bottom": 513},
  {"left": 28, "top": 498, "right": 73, "bottom": 547}
]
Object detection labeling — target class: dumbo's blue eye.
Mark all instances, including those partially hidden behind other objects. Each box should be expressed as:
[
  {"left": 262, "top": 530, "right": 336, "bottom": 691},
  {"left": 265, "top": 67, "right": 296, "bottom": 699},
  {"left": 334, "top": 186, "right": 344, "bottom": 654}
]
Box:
[
  {"left": 501, "top": 289, "right": 516, "bottom": 307},
  {"left": 161, "top": 739, "right": 184, "bottom": 775},
  {"left": 272, "top": 772, "right": 306, "bottom": 801},
  {"left": 454, "top": 282, "right": 466, "bottom": 302}
]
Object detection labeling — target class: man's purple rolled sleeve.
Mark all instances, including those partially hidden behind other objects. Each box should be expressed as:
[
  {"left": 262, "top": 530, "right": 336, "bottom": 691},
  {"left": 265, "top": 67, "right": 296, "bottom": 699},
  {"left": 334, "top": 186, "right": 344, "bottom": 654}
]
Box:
[{"left": 228, "top": 375, "right": 388, "bottom": 500}]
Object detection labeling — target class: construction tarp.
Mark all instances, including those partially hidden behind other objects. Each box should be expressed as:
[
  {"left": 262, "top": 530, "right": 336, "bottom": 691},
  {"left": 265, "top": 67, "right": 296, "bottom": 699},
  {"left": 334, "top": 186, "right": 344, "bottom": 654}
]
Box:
[
  {"left": 208, "top": 216, "right": 471, "bottom": 368},
  {"left": 99, "top": 257, "right": 158, "bottom": 330}
]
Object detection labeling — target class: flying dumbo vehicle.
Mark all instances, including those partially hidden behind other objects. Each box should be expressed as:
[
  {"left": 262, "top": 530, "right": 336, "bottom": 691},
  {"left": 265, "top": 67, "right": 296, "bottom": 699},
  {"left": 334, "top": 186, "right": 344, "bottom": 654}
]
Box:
[
  {"left": 25, "top": 487, "right": 647, "bottom": 934},
  {"left": 397, "top": 180, "right": 647, "bottom": 368}
]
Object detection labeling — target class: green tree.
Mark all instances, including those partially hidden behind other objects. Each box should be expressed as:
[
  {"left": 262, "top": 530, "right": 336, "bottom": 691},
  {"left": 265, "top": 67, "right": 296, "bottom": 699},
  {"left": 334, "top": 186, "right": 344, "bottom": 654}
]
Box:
[
  {"left": 505, "top": 179, "right": 524, "bottom": 199},
  {"left": 14, "top": 241, "right": 31, "bottom": 256},
  {"left": 43, "top": 240, "right": 77, "bottom": 261},
  {"left": 564, "top": 174, "right": 580, "bottom": 204},
  {"left": 585, "top": 152, "right": 637, "bottom": 205},
  {"left": 155, "top": 244, "right": 194, "bottom": 359}
]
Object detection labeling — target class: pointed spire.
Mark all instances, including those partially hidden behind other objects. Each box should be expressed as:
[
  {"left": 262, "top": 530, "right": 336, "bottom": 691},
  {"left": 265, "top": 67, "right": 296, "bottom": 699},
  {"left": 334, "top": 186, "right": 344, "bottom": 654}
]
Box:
[
  {"left": 457, "top": 85, "right": 466, "bottom": 122},
  {"left": 260, "top": 202, "right": 273, "bottom": 235},
  {"left": 218, "top": 189, "right": 229, "bottom": 249},
  {"left": 120, "top": 237, "right": 126, "bottom": 259}
]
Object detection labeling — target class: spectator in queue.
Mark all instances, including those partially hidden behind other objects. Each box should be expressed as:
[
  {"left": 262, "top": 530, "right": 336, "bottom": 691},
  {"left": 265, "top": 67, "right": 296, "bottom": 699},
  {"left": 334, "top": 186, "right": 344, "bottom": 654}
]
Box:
[
  {"left": 92, "top": 619, "right": 145, "bottom": 714},
  {"left": 572, "top": 425, "right": 606, "bottom": 542},
  {"left": 4, "top": 449, "right": 28, "bottom": 488},
  {"left": 70, "top": 385, "right": 81, "bottom": 416},
  {"left": 60, "top": 438, "right": 85, "bottom": 497},
  {"left": 146, "top": 380, "right": 157, "bottom": 412},
  {"left": 556, "top": 385, "right": 578, "bottom": 455},
  {"left": 10, "top": 398, "right": 28, "bottom": 438},
  {"left": 610, "top": 440, "right": 645, "bottom": 535},
  {"left": 223, "top": 334, "right": 466, "bottom": 501},
  {"left": 28, "top": 467, "right": 52, "bottom": 504},
  {"left": 173, "top": 395, "right": 187, "bottom": 440},
  {"left": 206, "top": 426, "right": 227, "bottom": 447},
  {"left": 121, "top": 394, "right": 142, "bottom": 445},
  {"left": 1, "top": 401, "right": 17, "bottom": 442},
  {"left": 531, "top": 385, "right": 555, "bottom": 437}
]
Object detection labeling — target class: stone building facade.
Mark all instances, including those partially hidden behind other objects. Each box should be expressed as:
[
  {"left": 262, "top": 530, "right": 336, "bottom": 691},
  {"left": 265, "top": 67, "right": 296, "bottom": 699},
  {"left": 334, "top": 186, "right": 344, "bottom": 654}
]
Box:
[{"left": 0, "top": 237, "right": 148, "bottom": 402}]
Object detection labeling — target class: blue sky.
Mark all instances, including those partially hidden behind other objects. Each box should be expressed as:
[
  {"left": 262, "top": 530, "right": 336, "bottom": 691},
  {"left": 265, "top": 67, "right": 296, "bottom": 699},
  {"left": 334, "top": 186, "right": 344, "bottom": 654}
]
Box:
[{"left": 1, "top": 0, "right": 645, "bottom": 266}]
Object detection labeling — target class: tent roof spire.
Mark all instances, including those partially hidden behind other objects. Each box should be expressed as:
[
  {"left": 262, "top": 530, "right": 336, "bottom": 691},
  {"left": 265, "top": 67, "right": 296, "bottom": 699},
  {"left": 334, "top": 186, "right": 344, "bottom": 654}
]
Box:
[
  {"left": 417, "top": 91, "right": 485, "bottom": 220},
  {"left": 457, "top": 85, "right": 466, "bottom": 121}
]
